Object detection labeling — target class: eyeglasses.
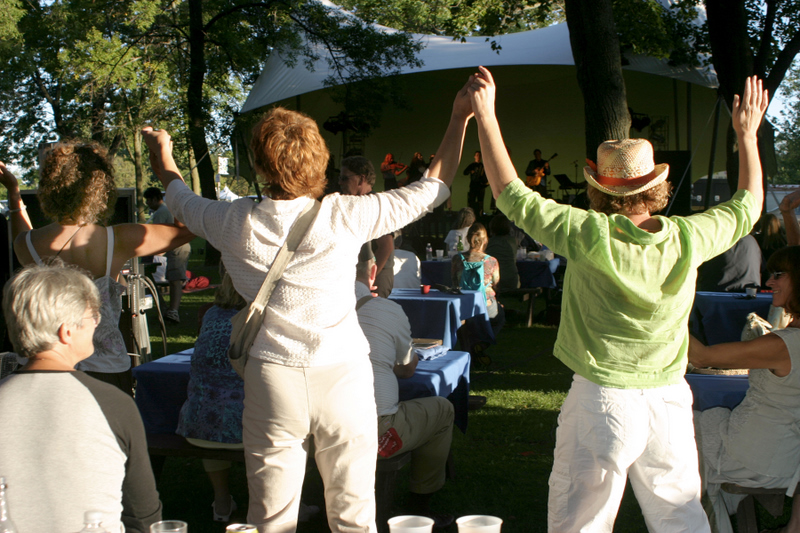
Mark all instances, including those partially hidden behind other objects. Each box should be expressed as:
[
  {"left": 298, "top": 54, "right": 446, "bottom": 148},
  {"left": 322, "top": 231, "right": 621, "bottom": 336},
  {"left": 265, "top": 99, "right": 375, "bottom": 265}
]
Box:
[
  {"left": 769, "top": 271, "right": 786, "bottom": 280},
  {"left": 81, "top": 312, "right": 101, "bottom": 327}
]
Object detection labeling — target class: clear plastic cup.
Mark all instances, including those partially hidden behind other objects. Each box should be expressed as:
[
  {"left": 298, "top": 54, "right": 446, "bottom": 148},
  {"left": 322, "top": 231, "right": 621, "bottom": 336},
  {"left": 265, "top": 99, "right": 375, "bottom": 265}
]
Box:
[
  {"left": 456, "top": 515, "right": 503, "bottom": 532},
  {"left": 387, "top": 515, "right": 435, "bottom": 533},
  {"left": 150, "top": 521, "right": 188, "bottom": 533},
  {"left": 436, "top": 249, "right": 444, "bottom": 260}
]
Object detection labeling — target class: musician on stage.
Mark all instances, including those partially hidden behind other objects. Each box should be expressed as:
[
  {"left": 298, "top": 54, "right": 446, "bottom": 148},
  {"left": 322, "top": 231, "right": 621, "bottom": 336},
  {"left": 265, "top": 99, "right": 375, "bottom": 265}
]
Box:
[{"left": 525, "top": 149, "right": 551, "bottom": 197}]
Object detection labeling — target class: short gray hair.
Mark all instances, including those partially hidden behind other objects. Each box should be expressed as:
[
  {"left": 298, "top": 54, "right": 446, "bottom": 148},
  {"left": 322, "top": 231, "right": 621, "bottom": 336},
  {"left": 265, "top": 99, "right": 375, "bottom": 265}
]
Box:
[
  {"left": 3, "top": 261, "right": 100, "bottom": 358},
  {"left": 341, "top": 156, "right": 376, "bottom": 187}
]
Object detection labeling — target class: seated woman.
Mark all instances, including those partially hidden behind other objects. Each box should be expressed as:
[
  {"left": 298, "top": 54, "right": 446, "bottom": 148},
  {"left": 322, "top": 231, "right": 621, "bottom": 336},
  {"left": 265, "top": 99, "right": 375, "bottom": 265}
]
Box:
[
  {"left": 451, "top": 222, "right": 504, "bottom": 336},
  {"left": 444, "top": 207, "right": 475, "bottom": 252},
  {"left": 485, "top": 214, "right": 520, "bottom": 293},
  {"left": 0, "top": 261, "right": 162, "bottom": 533},
  {"left": 690, "top": 245, "right": 800, "bottom": 533},
  {"left": 0, "top": 146, "right": 193, "bottom": 394}
]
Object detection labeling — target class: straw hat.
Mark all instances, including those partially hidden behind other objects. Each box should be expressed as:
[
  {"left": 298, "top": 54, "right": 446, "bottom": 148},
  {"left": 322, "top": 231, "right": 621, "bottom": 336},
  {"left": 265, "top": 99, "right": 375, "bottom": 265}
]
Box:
[{"left": 584, "top": 139, "right": 669, "bottom": 197}]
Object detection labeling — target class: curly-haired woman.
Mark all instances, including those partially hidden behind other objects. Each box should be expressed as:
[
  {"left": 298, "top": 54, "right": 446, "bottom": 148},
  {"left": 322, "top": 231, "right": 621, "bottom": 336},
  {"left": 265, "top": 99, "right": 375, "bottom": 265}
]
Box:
[{"left": 0, "top": 142, "right": 194, "bottom": 393}]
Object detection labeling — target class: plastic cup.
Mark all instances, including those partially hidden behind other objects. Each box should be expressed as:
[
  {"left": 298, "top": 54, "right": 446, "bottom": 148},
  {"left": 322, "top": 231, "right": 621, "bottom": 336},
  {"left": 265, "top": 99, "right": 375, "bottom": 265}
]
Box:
[
  {"left": 456, "top": 515, "right": 503, "bottom": 532},
  {"left": 388, "top": 515, "right": 434, "bottom": 533},
  {"left": 421, "top": 285, "right": 431, "bottom": 294},
  {"left": 436, "top": 249, "right": 444, "bottom": 260},
  {"left": 150, "top": 521, "right": 188, "bottom": 533},
  {"left": 746, "top": 286, "right": 757, "bottom": 297}
]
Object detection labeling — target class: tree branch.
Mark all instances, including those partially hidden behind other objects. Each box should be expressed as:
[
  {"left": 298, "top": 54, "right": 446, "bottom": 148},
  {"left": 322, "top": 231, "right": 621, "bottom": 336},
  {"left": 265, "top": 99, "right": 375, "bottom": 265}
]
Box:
[
  {"left": 765, "top": 30, "right": 800, "bottom": 99},
  {"left": 203, "top": 1, "right": 281, "bottom": 32},
  {"left": 753, "top": 0, "right": 776, "bottom": 78}
]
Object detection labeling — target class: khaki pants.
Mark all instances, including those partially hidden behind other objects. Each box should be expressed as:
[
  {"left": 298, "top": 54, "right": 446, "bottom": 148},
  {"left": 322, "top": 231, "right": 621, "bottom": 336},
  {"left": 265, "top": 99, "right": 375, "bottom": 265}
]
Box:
[
  {"left": 243, "top": 357, "right": 378, "bottom": 533},
  {"left": 378, "top": 396, "right": 454, "bottom": 494}
]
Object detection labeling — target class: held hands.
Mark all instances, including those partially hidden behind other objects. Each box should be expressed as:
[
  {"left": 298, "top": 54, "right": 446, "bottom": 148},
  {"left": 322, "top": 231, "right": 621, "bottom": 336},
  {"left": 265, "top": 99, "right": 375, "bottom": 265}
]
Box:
[
  {"left": 141, "top": 126, "right": 173, "bottom": 154},
  {"left": 732, "top": 76, "right": 769, "bottom": 139},
  {"left": 141, "top": 126, "right": 175, "bottom": 181},
  {"left": 466, "top": 66, "right": 496, "bottom": 121},
  {"left": 452, "top": 74, "right": 475, "bottom": 121},
  {"left": 0, "top": 161, "right": 19, "bottom": 191}
]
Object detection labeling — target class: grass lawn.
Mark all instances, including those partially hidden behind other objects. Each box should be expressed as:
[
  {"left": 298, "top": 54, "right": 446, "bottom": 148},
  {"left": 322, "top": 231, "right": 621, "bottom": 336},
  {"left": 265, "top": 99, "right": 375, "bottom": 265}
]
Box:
[{"left": 140, "top": 247, "right": 789, "bottom": 532}]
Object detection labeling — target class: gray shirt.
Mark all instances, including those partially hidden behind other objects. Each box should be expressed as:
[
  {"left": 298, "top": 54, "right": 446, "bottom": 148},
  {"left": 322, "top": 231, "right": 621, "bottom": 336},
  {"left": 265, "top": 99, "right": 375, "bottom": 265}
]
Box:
[{"left": 0, "top": 371, "right": 162, "bottom": 533}]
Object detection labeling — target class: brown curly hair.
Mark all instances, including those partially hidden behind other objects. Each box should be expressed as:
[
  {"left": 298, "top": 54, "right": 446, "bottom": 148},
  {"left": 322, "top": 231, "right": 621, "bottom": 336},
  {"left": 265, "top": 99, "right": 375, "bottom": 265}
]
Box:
[
  {"left": 250, "top": 107, "right": 329, "bottom": 200},
  {"left": 587, "top": 180, "right": 672, "bottom": 216},
  {"left": 38, "top": 142, "right": 116, "bottom": 224}
]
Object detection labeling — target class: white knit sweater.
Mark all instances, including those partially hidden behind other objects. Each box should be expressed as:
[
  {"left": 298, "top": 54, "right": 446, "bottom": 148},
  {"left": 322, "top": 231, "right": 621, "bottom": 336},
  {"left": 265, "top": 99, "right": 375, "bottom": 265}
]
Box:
[{"left": 166, "top": 175, "right": 449, "bottom": 367}]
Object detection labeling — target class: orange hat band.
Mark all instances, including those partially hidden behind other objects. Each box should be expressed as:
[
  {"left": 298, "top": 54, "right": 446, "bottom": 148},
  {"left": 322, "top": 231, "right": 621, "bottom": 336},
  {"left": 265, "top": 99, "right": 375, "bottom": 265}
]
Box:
[{"left": 594, "top": 170, "right": 658, "bottom": 188}]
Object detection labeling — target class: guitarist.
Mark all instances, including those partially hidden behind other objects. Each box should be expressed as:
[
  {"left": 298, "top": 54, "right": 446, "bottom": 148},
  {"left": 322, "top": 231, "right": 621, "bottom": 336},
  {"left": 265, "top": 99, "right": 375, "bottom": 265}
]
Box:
[{"left": 525, "top": 149, "right": 554, "bottom": 197}]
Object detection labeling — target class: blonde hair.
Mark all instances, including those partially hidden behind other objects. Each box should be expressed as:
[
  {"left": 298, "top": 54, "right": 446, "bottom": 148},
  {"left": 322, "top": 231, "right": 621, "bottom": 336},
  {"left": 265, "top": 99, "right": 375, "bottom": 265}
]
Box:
[
  {"left": 213, "top": 273, "right": 246, "bottom": 310},
  {"left": 250, "top": 107, "right": 329, "bottom": 200},
  {"left": 3, "top": 260, "right": 100, "bottom": 358}
]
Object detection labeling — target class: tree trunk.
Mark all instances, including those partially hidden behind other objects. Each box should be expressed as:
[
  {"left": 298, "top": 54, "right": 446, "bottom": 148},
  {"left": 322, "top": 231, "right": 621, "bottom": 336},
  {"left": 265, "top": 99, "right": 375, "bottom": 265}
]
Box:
[
  {"left": 133, "top": 129, "right": 148, "bottom": 223},
  {"left": 187, "top": 138, "right": 203, "bottom": 195},
  {"left": 187, "top": 0, "right": 217, "bottom": 202},
  {"left": 564, "top": 0, "right": 630, "bottom": 160},
  {"left": 705, "top": 0, "right": 753, "bottom": 196},
  {"left": 187, "top": 0, "right": 222, "bottom": 265}
]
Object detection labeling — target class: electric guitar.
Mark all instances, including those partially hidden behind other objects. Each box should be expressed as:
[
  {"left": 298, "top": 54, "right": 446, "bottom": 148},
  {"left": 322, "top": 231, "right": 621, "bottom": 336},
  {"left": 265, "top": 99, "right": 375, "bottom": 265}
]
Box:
[{"left": 526, "top": 153, "right": 558, "bottom": 187}]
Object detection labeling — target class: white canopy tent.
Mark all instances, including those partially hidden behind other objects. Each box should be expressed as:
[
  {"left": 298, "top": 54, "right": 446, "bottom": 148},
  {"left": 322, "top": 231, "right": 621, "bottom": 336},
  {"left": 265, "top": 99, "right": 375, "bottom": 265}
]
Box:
[
  {"left": 242, "top": 22, "right": 717, "bottom": 113},
  {"left": 240, "top": 13, "right": 725, "bottom": 213}
]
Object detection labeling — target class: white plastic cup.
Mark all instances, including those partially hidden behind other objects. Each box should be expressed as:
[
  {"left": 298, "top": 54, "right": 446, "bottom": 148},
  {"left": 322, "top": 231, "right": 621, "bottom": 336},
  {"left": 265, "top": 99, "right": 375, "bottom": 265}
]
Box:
[
  {"left": 436, "top": 249, "right": 444, "bottom": 260},
  {"left": 150, "top": 521, "right": 188, "bottom": 533},
  {"left": 456, "top": 515, "right": 503, "bottom": 532},
  {"left": 387, "top": 515, "right": 435, "bottom": 533},
  {"left": 746, "top": 286, "right": 757, "bottom": 297}
]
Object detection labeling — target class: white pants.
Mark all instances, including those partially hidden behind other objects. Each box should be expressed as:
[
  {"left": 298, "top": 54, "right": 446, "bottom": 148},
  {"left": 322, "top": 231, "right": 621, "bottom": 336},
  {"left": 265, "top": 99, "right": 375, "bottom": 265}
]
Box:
[
  {"left": 243, "top": 356, "right": 378, "bottom": 533},
  {"left": 548, "top": 375, "right": 710, "bottom": 533}
]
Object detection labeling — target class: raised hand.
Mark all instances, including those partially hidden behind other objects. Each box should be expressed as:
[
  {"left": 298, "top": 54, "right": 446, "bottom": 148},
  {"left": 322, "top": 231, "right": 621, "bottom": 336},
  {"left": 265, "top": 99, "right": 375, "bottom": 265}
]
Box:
[
  {"left": 467, "top": 66, "right": 497, "bottom": 121},
  {"left": 141, "top": 126, "right": 173, "bottom": 153},
  {"left": 732, "top": 76, "right": 769, "bottom": 139},
  {"left": 780, "top": 189, "right": 800, "bottom": 214},
  {"left": 141, "top": 126, "right": 183, "bottom": 188},
  {"left": 0, "top": 161, "right": 19, "bottom": 191}
]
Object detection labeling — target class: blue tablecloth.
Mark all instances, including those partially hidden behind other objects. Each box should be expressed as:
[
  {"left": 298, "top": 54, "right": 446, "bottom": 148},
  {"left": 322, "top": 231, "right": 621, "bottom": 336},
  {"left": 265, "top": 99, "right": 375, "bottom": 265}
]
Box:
[
  {"left": 132, "top": 349, "right": 472, "bottom": 435},
  {"left": 388, "top": 288, "right": 494, "bottom": 349},
  {"left": 420, "top": 259, "right": 558, "bottom": 289},
  {"left": 685, "top": 373, "right": 749, "bottom": 411},
  {"left": 690, "top": 291, "right": 773, "bottom": 345}
]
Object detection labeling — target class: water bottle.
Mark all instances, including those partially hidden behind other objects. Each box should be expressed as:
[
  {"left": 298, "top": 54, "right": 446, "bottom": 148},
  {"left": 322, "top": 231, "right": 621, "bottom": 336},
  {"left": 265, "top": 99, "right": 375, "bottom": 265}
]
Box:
[
  {"left": 75, "top": 511, "right": 111, "bottom": 533},
  {"left": 425, "top": 243, "right": 433, "bottom": 261},
  {"left": 456, "top": 235, "right": 464, "bottom": 252},
  {"left": 0, "top": 477, "right": 17, "bottom": 533}
]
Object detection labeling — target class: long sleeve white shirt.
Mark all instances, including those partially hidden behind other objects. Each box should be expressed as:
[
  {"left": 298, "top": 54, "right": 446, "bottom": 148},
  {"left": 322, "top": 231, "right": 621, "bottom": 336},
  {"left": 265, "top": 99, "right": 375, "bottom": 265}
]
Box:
[{"left": 166, "top": 174, "right": 449, "bottom": 367}]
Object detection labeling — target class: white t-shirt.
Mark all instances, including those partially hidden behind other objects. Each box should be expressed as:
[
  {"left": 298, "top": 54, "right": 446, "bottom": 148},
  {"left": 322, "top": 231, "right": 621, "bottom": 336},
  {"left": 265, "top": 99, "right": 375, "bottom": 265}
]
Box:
[{"left": 355, "top": 281, "right": 414, "bottom": 416}]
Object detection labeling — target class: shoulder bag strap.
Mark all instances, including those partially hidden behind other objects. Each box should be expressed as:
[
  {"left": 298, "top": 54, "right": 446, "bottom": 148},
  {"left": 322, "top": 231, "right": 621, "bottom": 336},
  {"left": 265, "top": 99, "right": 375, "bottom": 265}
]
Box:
[
  {"left": 248, "top": 199, "right": 321, "bottom": 317},
  {"left": 355, "top": 295, "right": 374, "bottom": 310}
]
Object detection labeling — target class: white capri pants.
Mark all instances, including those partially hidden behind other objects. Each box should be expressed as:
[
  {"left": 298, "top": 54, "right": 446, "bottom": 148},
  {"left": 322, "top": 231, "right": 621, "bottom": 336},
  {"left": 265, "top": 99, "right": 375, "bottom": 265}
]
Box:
[
  {"left": 548, "top": 374, "right": 710, "bottom": 533},
  {"left": 243, "top": 356, "right": 378, "bottom": 533}
]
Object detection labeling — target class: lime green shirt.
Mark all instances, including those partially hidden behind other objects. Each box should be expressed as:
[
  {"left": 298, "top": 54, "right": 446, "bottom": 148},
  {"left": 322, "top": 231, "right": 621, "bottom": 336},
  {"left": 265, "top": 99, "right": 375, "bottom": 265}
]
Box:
[{"left": 498, "top": 180, "right": 759, "bottom": 389}]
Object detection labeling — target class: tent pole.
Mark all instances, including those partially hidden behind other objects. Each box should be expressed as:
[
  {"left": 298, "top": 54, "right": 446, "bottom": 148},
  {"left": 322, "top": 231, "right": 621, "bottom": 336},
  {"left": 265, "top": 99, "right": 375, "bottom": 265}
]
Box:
[
  {"left": 704, "top": 96, "right": 723, "bottom": 211},
  {"left": 686, "top": 82, "right": 692, "bottom": 151},
  {"left": 673, "top": 79, "right": 680, "bottom": 149}
]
